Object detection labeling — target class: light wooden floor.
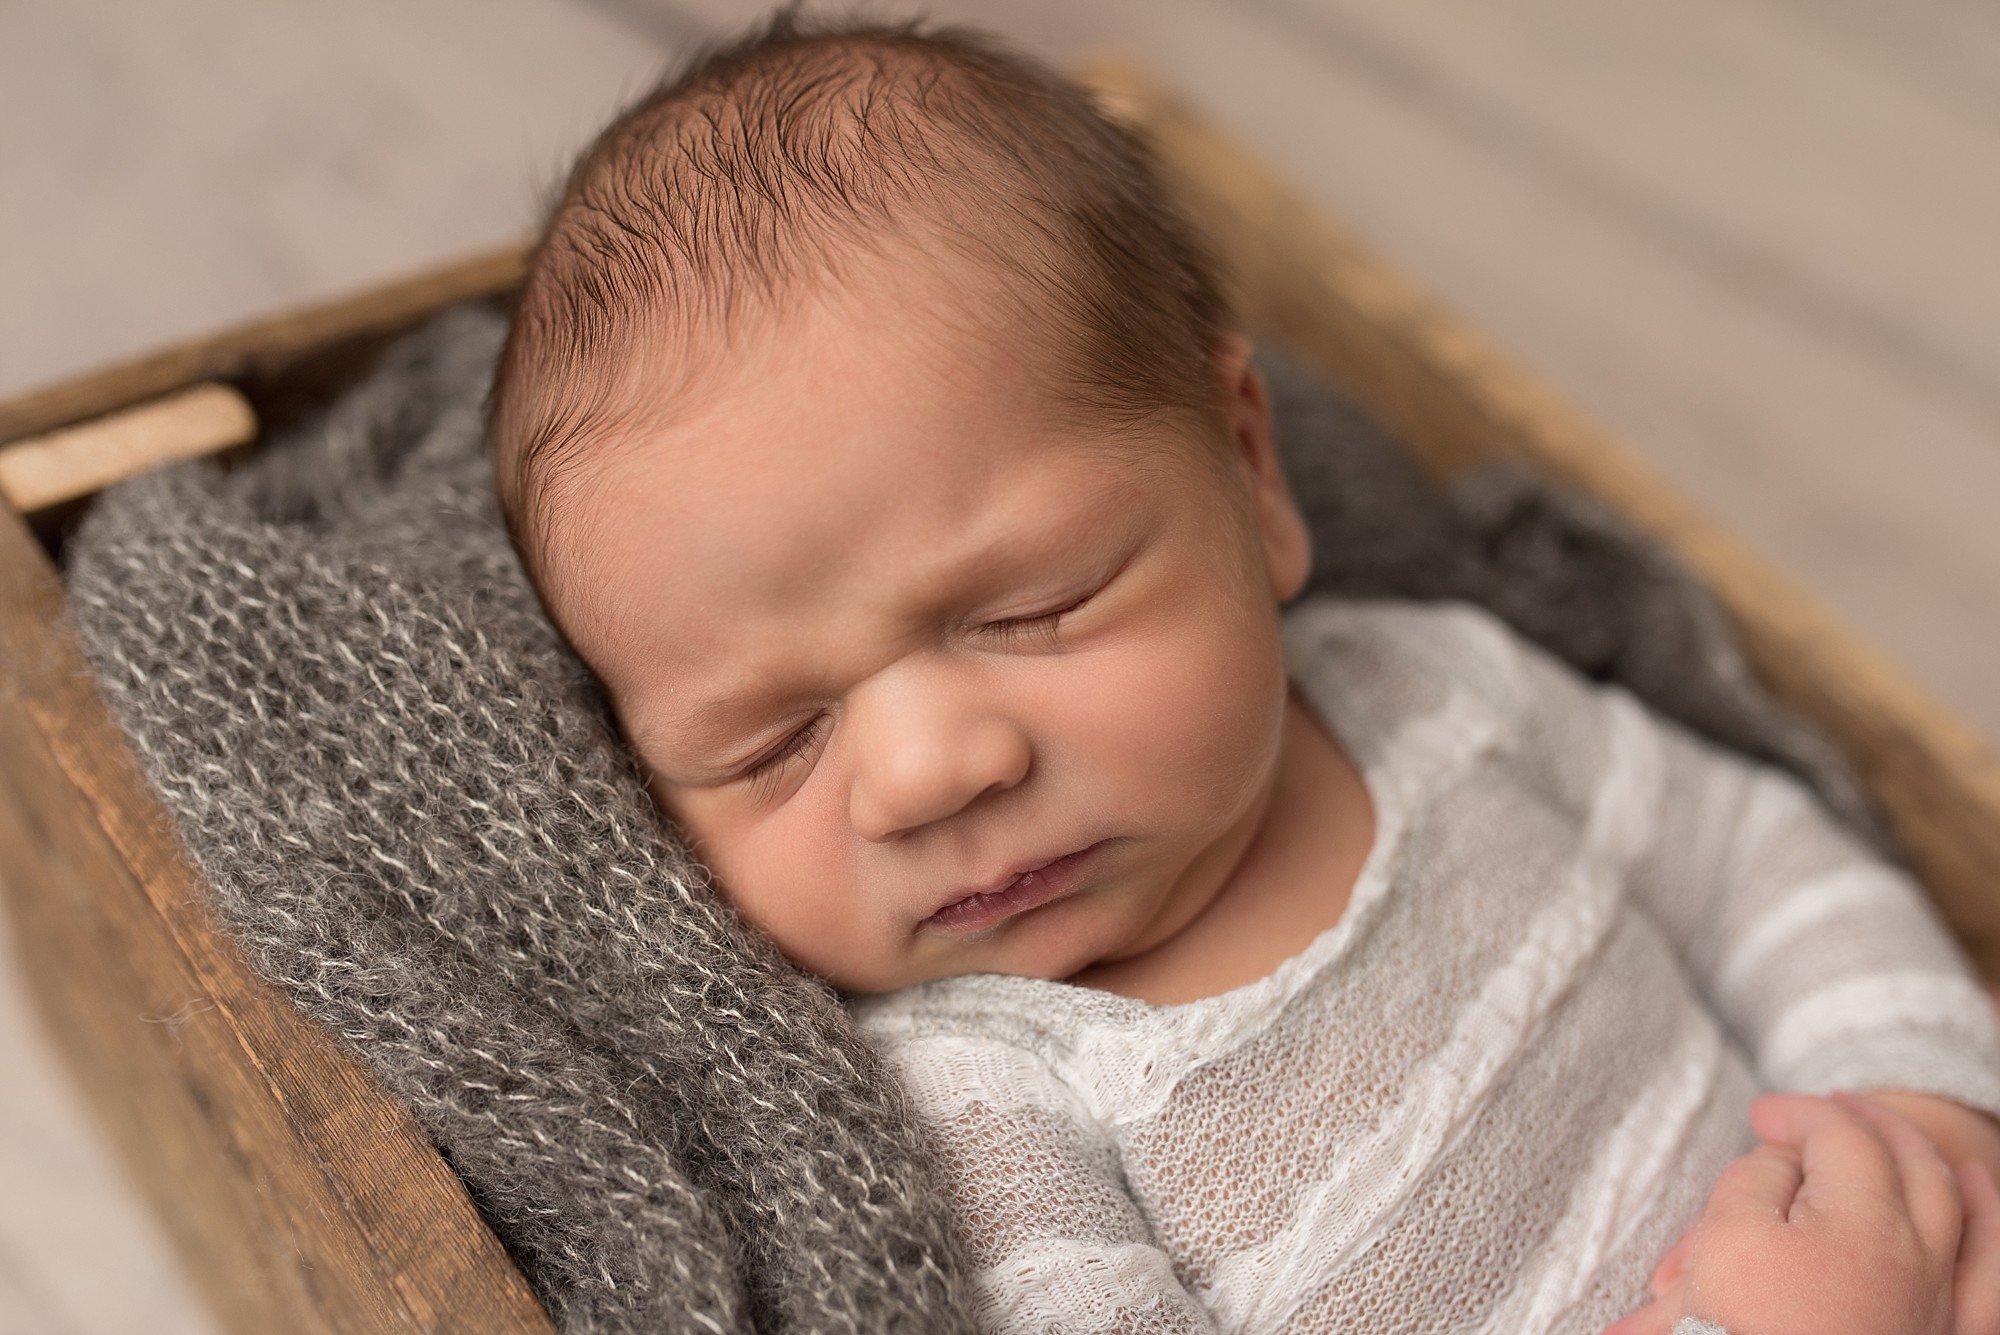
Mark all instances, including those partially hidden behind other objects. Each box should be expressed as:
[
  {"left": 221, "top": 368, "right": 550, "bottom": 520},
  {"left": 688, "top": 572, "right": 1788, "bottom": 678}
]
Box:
[{"left": 3, "top": 0, "right": 1996, "bottom": 1330}]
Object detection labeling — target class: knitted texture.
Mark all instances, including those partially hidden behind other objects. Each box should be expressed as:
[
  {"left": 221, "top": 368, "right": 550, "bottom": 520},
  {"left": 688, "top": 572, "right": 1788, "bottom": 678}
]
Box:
[
  {"left": 63, "top": 305, "right": 1883, "bottom": 1330},
  {"left": 66, "top": 307, "right": 977, "bottom": 1335}
]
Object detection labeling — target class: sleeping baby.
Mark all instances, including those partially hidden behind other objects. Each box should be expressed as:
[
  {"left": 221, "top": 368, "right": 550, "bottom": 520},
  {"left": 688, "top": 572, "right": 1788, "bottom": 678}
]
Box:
[{"left": 483, "top": 15, "right": 2000, "bottom": 1333}]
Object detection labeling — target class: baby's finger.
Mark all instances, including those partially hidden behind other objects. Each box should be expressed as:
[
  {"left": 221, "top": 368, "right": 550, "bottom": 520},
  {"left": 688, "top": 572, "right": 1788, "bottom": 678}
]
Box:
[
  {"left": 1755, "top": 1094, "right": 1902, "bottom": 1216},
  {"left": 1834, "top": 1093, "right": 1962, "bottom": 1257},
  {"left": 1954, "top": 1162, "right": 2000, "bottom": 1335},
  {"left": 1700, "top": 1141, "right": 1805, "bottom": 1230},
  {"left": 1750, "top": 1091, "right": 1835, "bottom": 1147}
]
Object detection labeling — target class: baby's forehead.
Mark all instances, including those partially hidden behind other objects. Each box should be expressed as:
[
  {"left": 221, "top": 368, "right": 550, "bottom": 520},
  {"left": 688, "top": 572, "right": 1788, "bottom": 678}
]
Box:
[
  {"left": 566, "top": 241, "right": 1125, "bottom": 473},
  {"left": 542, "top": 346, "right": 1198, "bottom": 662}
]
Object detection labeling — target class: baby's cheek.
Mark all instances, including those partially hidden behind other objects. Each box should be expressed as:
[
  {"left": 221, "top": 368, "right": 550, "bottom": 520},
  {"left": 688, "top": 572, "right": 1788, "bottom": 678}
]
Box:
[
  {"left": 1054, "top": 614, "right": 1286, "bottom": 830},
  {"left": 694, "top": 803, "right": 869, "bottom": 978}
]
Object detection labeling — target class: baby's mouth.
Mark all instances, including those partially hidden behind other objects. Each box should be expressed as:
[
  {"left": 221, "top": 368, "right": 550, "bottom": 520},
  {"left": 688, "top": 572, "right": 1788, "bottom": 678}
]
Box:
[{"left": 923, "top": 842, "right": 1104, "bottom": 937}]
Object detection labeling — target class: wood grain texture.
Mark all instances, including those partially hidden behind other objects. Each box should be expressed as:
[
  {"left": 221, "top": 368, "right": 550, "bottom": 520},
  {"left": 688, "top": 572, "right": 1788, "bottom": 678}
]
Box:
[
  {"left": 0, "top": 383, "right": 257, "bottom": 514},
  {"left": 0, "top": 246, "right": 528, "bottom": 447},
  {"left": 1086, "top": 60, "right": 2000, "bottom": 980},
  {"left": 0, "top": 501, "right": 555, "bottom": 1335}
]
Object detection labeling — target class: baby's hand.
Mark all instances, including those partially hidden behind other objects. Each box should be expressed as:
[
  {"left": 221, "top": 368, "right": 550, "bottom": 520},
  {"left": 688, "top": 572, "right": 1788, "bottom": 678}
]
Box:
[{"left": 1602, "top": 1093, "right": 2000, "bottom": 1335}]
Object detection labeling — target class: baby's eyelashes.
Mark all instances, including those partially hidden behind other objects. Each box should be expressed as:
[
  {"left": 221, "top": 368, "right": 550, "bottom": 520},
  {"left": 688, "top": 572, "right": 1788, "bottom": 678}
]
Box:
[
  {"left": 979, "top": 608, "right": 1069, "bottom": 651},
  {"left": 972, "top": 585, "right": 1102, "bottom": 652},
  {"left": 742, "top": 713, "right": 831, "bottom": 804}
]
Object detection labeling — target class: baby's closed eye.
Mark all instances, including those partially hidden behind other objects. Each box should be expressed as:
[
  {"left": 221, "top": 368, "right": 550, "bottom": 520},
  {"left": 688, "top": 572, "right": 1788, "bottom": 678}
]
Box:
[
  {"left": 975, "top": 587, "right": 1098, "bottom": 651},
  {"left": 964, "top": 543, "right": 1139, "bottom": 652},
  {"left": 742, "top": 713, "right": 832, "bottom": 804}
]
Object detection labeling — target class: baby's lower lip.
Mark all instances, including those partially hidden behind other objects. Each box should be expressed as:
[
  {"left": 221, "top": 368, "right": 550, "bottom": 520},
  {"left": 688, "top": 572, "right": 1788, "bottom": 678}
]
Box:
[{"left": 923, "top": 844, "right": 1103, "bottom": 937}]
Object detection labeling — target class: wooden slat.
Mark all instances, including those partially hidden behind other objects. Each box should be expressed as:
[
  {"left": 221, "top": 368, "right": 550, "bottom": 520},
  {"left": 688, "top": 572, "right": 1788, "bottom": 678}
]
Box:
[
  {"left": 1087, "top": 60, "right": 2000, "bottom": 980},
  {"left": 0, "top": 245, "right": 528, "bottom": 447},
  {"left": 0, "top": 383, "right": 256, "bottom": 514},
  {"left": 0, "top": 501, "right": 555, "bottom": 1335}
]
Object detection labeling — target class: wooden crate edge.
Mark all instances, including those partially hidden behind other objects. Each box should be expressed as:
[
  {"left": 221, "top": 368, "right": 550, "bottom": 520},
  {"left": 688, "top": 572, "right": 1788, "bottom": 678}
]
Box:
[
  {"left": 0, "top": 501, "right": 555, "bottom": 1335},
  {"left": 0, "top": 245, "right": 529, "bottom": 447}
]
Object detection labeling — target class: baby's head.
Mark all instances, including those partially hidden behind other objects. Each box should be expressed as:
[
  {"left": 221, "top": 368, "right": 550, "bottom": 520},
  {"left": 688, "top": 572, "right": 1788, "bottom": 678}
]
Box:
[{"left": 487, "top": 16, "right": 1312, "bottom": 994}]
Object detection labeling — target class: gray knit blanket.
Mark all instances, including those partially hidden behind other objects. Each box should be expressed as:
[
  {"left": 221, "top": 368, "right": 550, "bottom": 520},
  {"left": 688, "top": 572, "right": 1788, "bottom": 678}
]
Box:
[{"left": 64, "top": 305, "right": 1885, "bottom": 1334}]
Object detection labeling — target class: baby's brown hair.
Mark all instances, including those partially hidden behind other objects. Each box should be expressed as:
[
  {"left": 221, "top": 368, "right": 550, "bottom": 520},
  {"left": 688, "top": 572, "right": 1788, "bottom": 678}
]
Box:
[{"left": 487, "top": 12, "right": 1233, "bottom": 580}]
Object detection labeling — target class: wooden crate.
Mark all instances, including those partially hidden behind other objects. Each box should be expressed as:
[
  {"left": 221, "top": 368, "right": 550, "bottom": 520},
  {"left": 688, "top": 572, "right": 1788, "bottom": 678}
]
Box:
[{"left": 3, "top": 62, "right": 1997, "bottom": 1335}]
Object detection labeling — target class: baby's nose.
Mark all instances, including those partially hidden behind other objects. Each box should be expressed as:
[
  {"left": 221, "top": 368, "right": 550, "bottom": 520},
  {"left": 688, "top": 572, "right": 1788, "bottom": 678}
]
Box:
[{"left": 847, "top": 683, "right": 1031, "bottom": 842}]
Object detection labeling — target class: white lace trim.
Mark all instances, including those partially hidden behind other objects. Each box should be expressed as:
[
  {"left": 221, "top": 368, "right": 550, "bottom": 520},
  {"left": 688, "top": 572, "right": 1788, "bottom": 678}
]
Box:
[
  {"left": 976, "top": 1239, "right": 1196, "bottom": 1330},
  {"left": 885, "top": 1035, "right": 1087, "bottom": 1122}
]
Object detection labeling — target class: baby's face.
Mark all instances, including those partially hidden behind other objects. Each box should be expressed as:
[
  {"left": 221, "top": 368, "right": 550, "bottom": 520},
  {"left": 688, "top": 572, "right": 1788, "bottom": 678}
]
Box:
[{"left": 542, "top": 253, "right": 1310, "bottom": 993}]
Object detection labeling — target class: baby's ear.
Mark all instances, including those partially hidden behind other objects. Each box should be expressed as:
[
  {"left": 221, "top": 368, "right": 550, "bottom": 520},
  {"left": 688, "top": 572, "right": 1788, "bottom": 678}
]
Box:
[{"left": 1214, "top": 334, "right": 1312, "bottom": 602}]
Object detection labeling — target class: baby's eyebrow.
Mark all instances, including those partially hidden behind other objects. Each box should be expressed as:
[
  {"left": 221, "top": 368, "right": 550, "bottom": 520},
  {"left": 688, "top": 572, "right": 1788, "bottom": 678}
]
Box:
[
  {"left": 628, "top": 673, "right": 800, "bottom": 777},
  {"left": 925, "top": 485, "right": 1141, "bottom": 604}
]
